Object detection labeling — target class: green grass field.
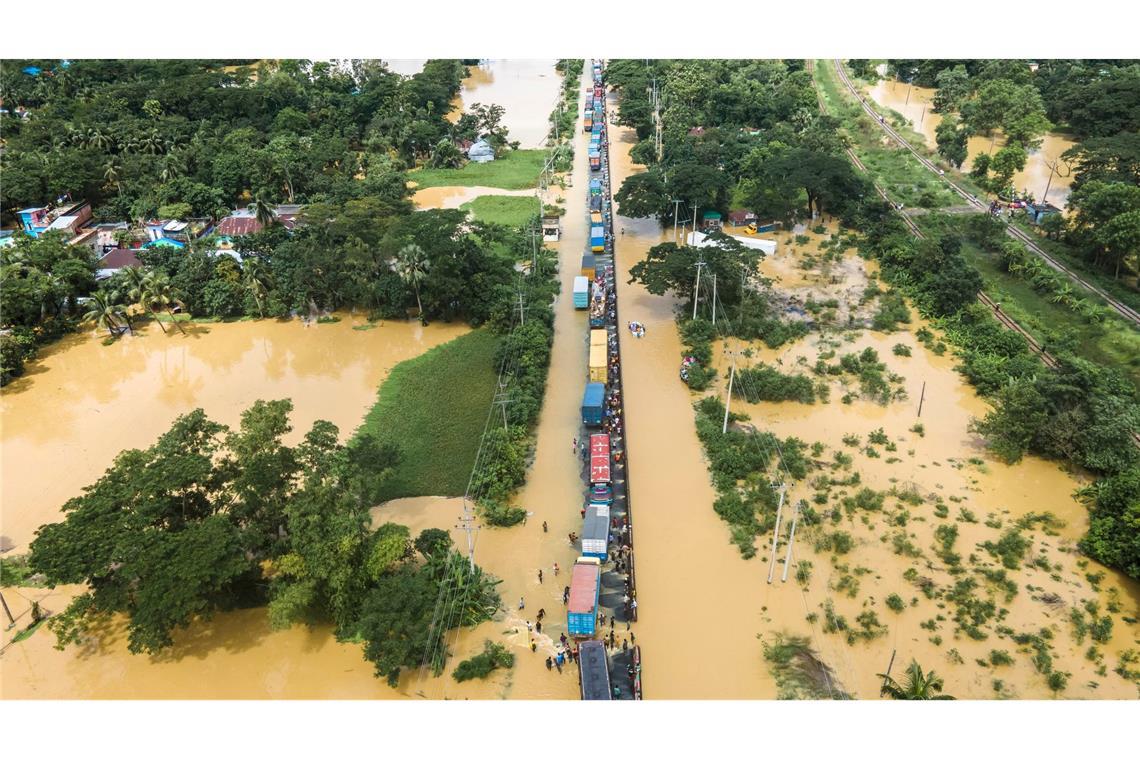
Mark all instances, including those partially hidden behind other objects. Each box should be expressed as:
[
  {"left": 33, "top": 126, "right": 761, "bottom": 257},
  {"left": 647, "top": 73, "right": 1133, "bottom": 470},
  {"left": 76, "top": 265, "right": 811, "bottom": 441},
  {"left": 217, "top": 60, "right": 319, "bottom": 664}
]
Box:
[
  {"left": 410, "top": 150, "right": 546, "bottom": 190},
  {"left": 460, "top": 195, "right": 541, "bottom": 227},
  {"left": 356, "top": 329, "right": 502, "bottom": 501}
]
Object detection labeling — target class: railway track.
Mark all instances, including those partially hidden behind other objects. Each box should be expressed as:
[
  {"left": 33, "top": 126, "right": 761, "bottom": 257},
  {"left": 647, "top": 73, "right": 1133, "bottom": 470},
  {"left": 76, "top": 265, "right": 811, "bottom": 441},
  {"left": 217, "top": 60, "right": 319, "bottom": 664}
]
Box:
[{"left": 830, "top": 59, "right": 1140, "bottom": 327}]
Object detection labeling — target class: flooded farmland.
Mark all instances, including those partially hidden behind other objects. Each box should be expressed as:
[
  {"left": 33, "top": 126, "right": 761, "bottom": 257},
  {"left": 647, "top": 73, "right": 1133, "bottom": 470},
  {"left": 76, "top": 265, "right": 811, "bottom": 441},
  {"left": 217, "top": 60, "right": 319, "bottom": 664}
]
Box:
[{"left": 865, "top": 71, "right": 1077, "bottom": 209}]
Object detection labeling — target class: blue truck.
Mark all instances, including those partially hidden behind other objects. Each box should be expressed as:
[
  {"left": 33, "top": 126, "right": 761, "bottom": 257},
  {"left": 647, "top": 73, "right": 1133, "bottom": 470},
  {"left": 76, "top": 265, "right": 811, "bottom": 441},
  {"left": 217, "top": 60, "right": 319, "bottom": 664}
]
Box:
[
  {"left": 581, "top": 382, "right": 605, "bottom": 426},
  {"left": 590, "top": 226, "right": 605, "bottom": 252},
  {"left": 573, "top": 275, "right": 590, "bottom": 309},
  {"left": 589, "top": 178, "right": 602, "bottom": 196}
]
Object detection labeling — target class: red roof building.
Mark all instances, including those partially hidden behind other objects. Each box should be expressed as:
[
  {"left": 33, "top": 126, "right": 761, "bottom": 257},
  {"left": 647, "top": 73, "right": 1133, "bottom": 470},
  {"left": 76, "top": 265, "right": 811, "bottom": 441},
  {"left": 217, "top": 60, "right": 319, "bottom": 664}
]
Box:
[{"left": 215, "top": 214, "right": 264, "bottom": 237}]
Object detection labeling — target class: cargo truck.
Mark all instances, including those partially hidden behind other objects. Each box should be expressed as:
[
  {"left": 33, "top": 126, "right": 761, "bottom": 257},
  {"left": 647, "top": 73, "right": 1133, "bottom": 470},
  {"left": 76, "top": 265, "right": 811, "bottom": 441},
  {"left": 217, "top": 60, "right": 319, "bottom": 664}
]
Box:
[
  {"left": 567, "top": 557, "right": 601, "bottom": 637},
  {"left": 589, "top": 195, "right": 602, "bottom": 213},
  {"left": 584, "top": 113, "right": 593, "bottom": 132},
  {"left": 589, "top": 151, "right": 600, "bottom": 171},
  {"left": 590, "top": 211, "right": 603, "bottom": 226},
  {"left": 590, "top": 226, "right": 604, "bottom": 252},
  {"left": 573, "top": 275, "right": 590, "bottom": 309},
  {"left": 589, "top": 179, "right": 602, "bottom": 197},
  {"left": 588, "top": 342, "right": 607, "bottom": 384},
  {"left": 581, "top": 502, "right": 610, "bottom": 561},
  {"left": 589, "top": 433, "right": 611, "bottom": 485},
  {"left": 581, "top": 253, "right": 596, "bottom": 277},
  {"left": 578, "top": 640, "right": 612, "bottom": 700},
  {"left": 581, "top": 382, "right": 605, "bottom": 426}
]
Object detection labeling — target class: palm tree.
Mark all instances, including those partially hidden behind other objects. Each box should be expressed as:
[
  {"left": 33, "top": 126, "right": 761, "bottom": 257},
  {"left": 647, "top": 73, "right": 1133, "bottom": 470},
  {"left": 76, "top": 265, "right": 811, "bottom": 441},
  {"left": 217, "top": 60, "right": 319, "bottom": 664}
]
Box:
[
  {"left": 104, "top": 160, "right": 124, "bottom": 197},
  {"left": 81, "top": 293, "right": 125, "bottom": 337},
  {"left": 393, "top": 243, "right": 430, "bottom": 318},
  {"left": 140, "top": 271, "right": 186, "bottom": 335},
  {"left": 247, "top": 192, "right": 277, "bottom": 230},
  {"left": 242, "top": 258, "right": 273, "bottom": 318},
  {"left": 878, "top": 660, "right": 955, "bottom": 700}
]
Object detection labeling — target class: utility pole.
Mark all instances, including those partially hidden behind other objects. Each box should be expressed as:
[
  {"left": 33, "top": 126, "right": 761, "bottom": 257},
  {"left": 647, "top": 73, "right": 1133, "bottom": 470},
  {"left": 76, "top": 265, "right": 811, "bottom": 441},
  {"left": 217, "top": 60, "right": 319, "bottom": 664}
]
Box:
[
  {"left": 767, "top": 485, "right": 787, "bottom": 584},
  {"left": 711, "top": 273, "right": 717, "bottom": 325},
  {"left": 458, "top": 500, "right": 478, "bottom": 572},
  {"left": 781, "top": 500, "right": 800, "bottom": 583},
  {"left": 692, "top": 259, "right": 706, "bottom": 320},
  {"left": 917, "top": 380, "right": 926, "bottom": 418},
  {"left": 1, "top": 590, "right": 15, "bottom": 629},
  {"left": 722, "top": 348, "right": 737, "bottom": 434},
  {"left": 672, "top": 199, "right": 682, "bottom": 243}
]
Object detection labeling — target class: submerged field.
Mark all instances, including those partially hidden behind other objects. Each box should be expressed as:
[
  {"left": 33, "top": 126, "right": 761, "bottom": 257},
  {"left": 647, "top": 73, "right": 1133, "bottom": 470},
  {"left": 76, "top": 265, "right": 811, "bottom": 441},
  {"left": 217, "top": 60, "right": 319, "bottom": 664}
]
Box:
[{"left": 700, "top": 224, "right": 1140, "bottom": 698}]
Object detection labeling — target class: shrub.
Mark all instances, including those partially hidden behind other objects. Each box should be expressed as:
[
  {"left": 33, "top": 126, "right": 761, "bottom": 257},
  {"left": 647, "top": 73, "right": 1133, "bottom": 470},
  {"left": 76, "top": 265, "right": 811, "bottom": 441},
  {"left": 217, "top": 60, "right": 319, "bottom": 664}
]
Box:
[
  {"left": 452, "top": 640, "right": 515, "bottom": 682},
  {"left": 885, "top": 593, "right": 905, "bottom": 612}
]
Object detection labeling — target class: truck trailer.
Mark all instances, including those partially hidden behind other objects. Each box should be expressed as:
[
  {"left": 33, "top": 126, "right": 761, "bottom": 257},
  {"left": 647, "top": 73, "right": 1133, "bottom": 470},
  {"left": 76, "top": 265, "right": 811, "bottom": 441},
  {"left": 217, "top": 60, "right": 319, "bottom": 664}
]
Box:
[
  {"left": 578, "top": 640, "right": 612, "bottom": 700},
  {"left": 581, "top": 502, "right": 611, "bottom": 561},
  {"left": 590, "top": 226, "right": 605, "bottom": 252},
  {"left": 581, "top": 382, "right": 605, "bottom": 426},
  {"left": 589, "top": 433, "right": 611, "bottom": 484},
  {"left": 573, "top": 275, "right": 590, "bottom": 309},
  {"left": 588, "top": 342, "right": 607, "bottom": 384},
  {"left": 567, "top": 557, "right": 601, "bottom": 637}
]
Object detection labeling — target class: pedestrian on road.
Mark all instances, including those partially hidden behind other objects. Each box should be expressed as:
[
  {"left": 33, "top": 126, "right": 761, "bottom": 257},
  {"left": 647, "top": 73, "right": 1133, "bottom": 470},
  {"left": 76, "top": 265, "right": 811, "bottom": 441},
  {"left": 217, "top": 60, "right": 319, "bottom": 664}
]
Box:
[
  {"left": 536, "top": 621, "right": 542, "bottom": 634},
  {"left": 553, "top": 562, "right": 560, "bottom": 576},
  {"left": 572, "top": 437, "right": 578, "bottom": 453},
  {"left": 531, "top": 641, "right": 537, "bottom": 652},
  {"left": 538, "top": 569, "right": 543, "bottom": 584},
  {"left": 630, "top": 631, "right": 636, "bottom": 643},
  {"left": 543, "top": 521, "right": 548, "bottom": 533},
  {"left": 518, "top": 597, "right": 525, "bottom": 610},
  {"left": 538, "top": 608, "right": 546, "bottom": 621},
  {"left": 526, "top": 620, "right": 533, "bottom": 633},
  {"left": 546, "top": 656, "right": 553, "bottom": 670},
  {"left": 622, "top": 638, "right": 629, "bottom": 652}
]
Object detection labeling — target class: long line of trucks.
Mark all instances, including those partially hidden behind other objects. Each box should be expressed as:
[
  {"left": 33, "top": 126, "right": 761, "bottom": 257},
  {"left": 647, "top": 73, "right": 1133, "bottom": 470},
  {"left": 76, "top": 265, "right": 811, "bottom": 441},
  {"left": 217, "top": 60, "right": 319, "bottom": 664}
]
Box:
[{"left": 571, "top": 61, "right": 630, "bottom": 699}]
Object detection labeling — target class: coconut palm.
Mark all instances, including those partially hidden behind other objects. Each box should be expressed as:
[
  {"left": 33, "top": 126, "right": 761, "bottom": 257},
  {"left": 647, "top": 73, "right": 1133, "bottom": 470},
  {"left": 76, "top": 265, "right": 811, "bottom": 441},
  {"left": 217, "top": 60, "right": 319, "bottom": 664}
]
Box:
[
  {"left": 242, "top": 258, "right": 273, "bottom": 318},
  {"left": 81, "top": 293, "right": 125, "bottom": 337},
  {"left": 140, "top": 271, "right": 186, "bottom": 335},
  {"left": 104, "top": 160, "right": 124, "bottom": 197},
  {"left": 393, "top": 243, "right": 430, "bottom": 318},
  {"left": 247, "top": 192, "right": 277, "bottom": 230},
  {"left": 878, "top": 660, "right": 954, "bottom": 700}
]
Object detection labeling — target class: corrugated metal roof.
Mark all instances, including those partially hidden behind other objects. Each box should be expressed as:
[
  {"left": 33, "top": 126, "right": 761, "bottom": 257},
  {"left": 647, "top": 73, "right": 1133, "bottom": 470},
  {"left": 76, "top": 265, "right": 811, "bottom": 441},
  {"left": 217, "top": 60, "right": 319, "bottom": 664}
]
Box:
[
  {"left": 582, "top": 506, "right": 608, "bottom": 541},
  {"left": 578, "top": 641, "right": 612, "bottom": 700},
  {"left": 568, "top": 562, "right": 599, "bottom": 613}
]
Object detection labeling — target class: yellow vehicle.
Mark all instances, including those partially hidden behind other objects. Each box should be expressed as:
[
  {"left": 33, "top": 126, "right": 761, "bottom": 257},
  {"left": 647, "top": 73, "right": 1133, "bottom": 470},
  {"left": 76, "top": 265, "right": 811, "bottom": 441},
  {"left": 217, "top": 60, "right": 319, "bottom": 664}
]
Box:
[{"left": 588, "top": 343, "right": 607, "bottom": 384}]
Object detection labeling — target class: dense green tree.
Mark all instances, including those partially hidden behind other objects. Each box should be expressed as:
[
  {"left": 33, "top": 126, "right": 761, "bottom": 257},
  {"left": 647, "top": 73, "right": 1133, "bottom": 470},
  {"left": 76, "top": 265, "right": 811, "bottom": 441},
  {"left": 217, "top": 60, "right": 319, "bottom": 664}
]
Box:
[
  {"left": 932, "top": 65, "right": 971, "bottom": 113},
  {"left": 935, "top": 116, "right": 969, "bottom": 169}
]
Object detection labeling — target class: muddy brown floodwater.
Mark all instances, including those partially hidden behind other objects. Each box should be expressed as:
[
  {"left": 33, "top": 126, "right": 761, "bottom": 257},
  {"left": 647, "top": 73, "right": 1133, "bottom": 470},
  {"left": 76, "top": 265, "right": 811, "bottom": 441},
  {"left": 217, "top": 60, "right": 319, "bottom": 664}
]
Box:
[
  {"left": 865, "top": 71, "right": 1076, "bottom": 209},
  {"left": 607, "top": 110, "right": 779, "bottom": 698},
  {"left": 384, "top": 59, "right": 559, "bottom": 148}
]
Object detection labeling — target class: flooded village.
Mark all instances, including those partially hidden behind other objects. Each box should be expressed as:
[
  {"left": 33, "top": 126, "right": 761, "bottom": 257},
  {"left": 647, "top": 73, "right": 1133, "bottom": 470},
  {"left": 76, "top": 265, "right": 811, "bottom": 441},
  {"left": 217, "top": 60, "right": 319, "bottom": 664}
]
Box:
[{"left": 2, "top": 56, "right": 1139, "bottom": 705}]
